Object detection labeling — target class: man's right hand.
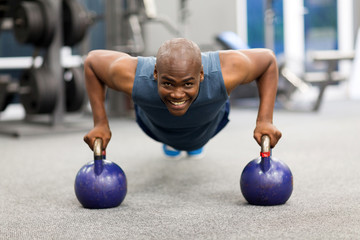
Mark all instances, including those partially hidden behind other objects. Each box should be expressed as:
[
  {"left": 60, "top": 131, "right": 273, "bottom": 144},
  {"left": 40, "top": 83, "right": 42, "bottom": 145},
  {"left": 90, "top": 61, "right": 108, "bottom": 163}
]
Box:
[{"left": 83, "top": 124, "right": 112, "bottom": 151}]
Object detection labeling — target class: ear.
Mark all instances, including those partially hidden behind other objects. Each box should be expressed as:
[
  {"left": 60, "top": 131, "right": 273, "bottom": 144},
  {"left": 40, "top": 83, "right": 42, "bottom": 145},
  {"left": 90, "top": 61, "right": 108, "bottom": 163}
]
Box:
[
  {"left": 200, "top": 65, "right": 204, "bottom": 82},
  {"left": 153, "top": 64, "right": 158, "bottom": 80}
]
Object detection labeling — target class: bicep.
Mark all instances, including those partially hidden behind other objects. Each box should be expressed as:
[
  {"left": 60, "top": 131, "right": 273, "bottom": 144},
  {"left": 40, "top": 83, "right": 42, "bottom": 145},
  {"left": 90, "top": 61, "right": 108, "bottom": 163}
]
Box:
[{"left": 85, "top": 50, "right": 137, "bottom": 95}]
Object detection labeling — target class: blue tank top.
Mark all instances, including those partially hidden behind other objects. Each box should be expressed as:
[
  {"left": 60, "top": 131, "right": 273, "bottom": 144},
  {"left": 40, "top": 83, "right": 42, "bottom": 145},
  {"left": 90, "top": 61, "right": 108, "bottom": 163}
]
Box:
[{"left": 132, "top": 51, "right": 229, "bottom": 151}]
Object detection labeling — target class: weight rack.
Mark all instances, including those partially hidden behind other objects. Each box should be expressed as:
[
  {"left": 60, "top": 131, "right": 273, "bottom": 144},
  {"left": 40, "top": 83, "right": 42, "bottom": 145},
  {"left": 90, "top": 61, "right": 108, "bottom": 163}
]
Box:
[{"left": 0, "top": 0, "right": 92, "bottom": 137}]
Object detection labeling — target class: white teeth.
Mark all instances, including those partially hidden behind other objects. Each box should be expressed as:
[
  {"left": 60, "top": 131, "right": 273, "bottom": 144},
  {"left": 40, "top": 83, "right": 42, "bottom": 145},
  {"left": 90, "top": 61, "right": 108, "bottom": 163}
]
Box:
[{"left": 170, "top": 100, "right": 186, "bottom": 105}]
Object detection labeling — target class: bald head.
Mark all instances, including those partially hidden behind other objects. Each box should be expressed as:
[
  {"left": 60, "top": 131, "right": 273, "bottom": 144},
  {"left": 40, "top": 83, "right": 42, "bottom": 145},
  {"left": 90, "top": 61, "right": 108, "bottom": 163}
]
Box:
[
  {"left": 154, "top": 39, "right": 204, "bottom": 116},
  {"left": 156, "top": 38, "right": 202, "bottom": 72}
]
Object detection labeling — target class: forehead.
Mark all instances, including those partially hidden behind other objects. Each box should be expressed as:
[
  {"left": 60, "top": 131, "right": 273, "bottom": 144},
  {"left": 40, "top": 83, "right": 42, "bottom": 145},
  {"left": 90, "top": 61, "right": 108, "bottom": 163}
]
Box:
[{"left": 157, "top": 56, "right": 200, "bottom": 74}]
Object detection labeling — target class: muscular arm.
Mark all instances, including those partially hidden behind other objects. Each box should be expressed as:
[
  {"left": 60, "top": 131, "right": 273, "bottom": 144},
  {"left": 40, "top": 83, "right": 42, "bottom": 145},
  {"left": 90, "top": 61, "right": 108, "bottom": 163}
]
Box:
[
  {"left": 219, "top": 49, "right": 282, "bottom": 148},
  {"left": 83, "top": 50, "right": 137, "bottom": 150}
]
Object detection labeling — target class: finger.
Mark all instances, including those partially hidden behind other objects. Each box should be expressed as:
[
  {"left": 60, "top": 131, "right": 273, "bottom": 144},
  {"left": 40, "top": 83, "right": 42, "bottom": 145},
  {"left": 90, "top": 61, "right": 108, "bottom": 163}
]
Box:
[
  {"left": 253, "top": 133, "right": 262, "bottom": 146},
  {"left": 270, "top": 138, "right": 277, "bottom": 148},
  {"left": 87, "top": 136, "right": 98, "bottom": 151},
  {"left": 103, "top": 136, "right": 111, "bottom": 150},
  {"left": 103, "top": 131, "right": 112, "bottom": 149},
  {"left": 270, "top": 132, "right": 282, "bottom": 148},
  {"left": 83, "top": 135, "right": 92, "bottom": 150},
  {"left": 103, "top": 139, "right": 108, "bottom": 150}
]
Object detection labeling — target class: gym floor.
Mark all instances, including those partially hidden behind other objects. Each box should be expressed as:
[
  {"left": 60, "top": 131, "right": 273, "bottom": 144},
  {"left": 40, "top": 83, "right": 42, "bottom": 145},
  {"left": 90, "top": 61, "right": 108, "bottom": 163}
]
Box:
[{"left": 1, "top": 97, "right": 360, "bottom": 239}]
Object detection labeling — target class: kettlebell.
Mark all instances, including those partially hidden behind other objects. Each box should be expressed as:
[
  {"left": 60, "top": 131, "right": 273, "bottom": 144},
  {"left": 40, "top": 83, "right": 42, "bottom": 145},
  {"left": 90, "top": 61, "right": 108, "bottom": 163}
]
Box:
[
  {"left": 240, "top": 135, "right": 293, "bottom": 206},
  {"left": 74, "top": 138, "right": 127, "bottom": 209}
]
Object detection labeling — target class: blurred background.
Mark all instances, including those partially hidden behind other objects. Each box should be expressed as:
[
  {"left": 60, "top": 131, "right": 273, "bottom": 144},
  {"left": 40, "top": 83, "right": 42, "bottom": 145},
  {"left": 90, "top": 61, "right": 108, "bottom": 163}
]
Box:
[{"left": 0, "top": 0, "right": 359, "bottom": 135}]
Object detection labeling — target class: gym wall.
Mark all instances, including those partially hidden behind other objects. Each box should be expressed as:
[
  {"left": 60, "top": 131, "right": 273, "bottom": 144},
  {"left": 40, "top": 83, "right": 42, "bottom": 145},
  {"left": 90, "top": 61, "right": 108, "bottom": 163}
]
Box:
[{"left": 143, "top": 0, "right": 238, "bottom": 55}]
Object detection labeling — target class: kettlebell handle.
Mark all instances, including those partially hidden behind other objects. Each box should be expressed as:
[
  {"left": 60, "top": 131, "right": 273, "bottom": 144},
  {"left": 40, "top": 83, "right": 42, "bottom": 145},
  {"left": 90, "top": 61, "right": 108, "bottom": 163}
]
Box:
[
  {"left": 259, "top": 135, "right": 271, "bottom": 172},
  {"left": 260, "top": 135, "right": 271, "bottom": 157},
  {"left": 94, "top": 138, "right": 103, "bottom": 159},
  {"left": 93, "top": 138, "right": 104, "bottom": 175}
]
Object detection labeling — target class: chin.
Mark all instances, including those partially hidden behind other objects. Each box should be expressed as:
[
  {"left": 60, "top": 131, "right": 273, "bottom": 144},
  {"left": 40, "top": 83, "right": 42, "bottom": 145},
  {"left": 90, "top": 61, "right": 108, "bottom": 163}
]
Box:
[
  {"left": 170, "top": 111, "right": 186, "bottom": 116},
  {"left": 168, "top": 108, "right": 188, "bottom": 116}
]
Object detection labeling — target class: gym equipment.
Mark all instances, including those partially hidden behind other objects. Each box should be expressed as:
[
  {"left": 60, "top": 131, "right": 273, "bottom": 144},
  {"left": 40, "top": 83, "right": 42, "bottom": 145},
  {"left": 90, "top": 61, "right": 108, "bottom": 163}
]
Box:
[
  {"left": 74, "top": 138, "right": 127, "bottom": 209},
  {"left": 216, "top": 31, "right": 249, "bottom": 50},
  {"left": 1, "top": 67, "right": 85, "bottom": 114},
  {"left": 13, "top": 0, "right": 55, "bottom": 47},
  {"left": 64, "top": 67, "right": 86, "bottom": 112},
  {"left": 240, "top": 135, "right": 293, "bottom": 206},
  {"left": 62, "top": 0, "right": 94, "bottom": 47},
  {"left": 19, "top": 66, "right": 58, "bottom": 114},
  {"left": 1, "top": 66, "right": 85, "bottom": 115},
  {"left": 0, "top": 75, "right": 17, "bottom": 112}
]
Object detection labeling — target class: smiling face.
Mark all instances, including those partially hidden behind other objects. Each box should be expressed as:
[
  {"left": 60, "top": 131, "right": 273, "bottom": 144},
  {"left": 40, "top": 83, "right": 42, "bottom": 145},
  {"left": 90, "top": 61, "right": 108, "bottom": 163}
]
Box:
[{"left": 154, "top": 39, "right": 204, "bottom": 116}]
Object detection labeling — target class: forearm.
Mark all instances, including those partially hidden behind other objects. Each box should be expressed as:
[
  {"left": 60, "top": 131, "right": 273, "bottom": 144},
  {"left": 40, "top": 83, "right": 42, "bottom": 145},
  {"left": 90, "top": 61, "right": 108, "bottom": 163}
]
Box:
[
  {"left": 256, "top": 54, "right": 278, "bottom": 124},
  {"left": 253, "top": 53, "right": 282, "bottom": 147},
  {"left": 83, "top": 50, "right": 136, "bottom": 150},
  {"left": 84, "top": 57, "right": 109, "bottom": 127},
  {"left": 220, "top": 49, "right": 281, "bottom": 147}
]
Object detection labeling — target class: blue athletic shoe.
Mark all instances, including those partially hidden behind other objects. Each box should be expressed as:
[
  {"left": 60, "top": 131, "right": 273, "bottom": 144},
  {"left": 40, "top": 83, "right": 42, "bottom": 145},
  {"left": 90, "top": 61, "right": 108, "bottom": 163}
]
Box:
[
  {"left": 163, "top": 144, "right": 182, "bottom": 159},
  {"left": 187, "top": 147, "right": 205, "bottom": 159}
]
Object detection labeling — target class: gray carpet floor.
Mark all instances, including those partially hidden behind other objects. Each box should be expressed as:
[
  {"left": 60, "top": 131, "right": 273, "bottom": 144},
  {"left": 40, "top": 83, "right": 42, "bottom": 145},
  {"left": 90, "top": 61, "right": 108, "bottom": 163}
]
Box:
[{"left": 1, "top": 99, "right": 360, "bottom": 239}]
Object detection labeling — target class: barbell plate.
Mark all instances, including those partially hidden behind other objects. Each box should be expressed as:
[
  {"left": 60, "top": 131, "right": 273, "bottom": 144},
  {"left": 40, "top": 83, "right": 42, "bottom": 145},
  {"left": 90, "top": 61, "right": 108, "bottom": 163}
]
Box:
[
  {"left": 19, "top": 67, "right": 58, "bottom": 114},
  {"left": 13, "top": 1, "right": 44, "bottom": 44},
  {"left": 64, "top": 67, "right": 86, "bottom": 112},
  {"left": 36, "top": 0, "right": 55, "bottom": 47},
  {"left": 63, "top": 0, "right": 89, "bottom": 46},
  {"left": 13, "top": 0, "right": 55, "bottom": 47}
]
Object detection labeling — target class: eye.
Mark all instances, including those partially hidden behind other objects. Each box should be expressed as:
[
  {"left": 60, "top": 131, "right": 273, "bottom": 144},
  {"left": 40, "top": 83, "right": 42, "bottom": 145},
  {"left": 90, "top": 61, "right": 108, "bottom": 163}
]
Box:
[
  {"left": 185, "top": 82, "right": 194, "bottom": 87},
  {"left": 161, "top": 82, "right": 172, "bottom": 87}
]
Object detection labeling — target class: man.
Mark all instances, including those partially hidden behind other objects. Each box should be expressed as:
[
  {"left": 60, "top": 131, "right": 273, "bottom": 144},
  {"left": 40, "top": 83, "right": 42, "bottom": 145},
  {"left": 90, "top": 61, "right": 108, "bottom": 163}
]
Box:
[{"left": 83, "top": 38, "right": 282, "bottom": 158}]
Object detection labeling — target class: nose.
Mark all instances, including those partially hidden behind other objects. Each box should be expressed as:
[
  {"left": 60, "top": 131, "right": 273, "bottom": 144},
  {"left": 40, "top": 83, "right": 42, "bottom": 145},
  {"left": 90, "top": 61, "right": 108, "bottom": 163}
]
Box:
[{"left": 170, "top": 88, "right": 185, "bottom": 99}]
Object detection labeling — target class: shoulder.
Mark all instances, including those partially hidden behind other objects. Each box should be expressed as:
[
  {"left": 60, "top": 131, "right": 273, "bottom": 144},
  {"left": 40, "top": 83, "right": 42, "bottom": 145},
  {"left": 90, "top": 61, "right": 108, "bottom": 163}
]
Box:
[
  {"left": 109, "top": 54, "right": 138, "bottom": 77},
  {"left": 218, "top": 49, "right": 276, "bottom": 94},
  {"left": 106, "top": 53, "right": 138, "bottom": 95},
  {"left": 218, "top": 50, "right": 251, "bottom": 72},
  {"left": 217, "top": 50, "right": 252, "bottom": 94}
]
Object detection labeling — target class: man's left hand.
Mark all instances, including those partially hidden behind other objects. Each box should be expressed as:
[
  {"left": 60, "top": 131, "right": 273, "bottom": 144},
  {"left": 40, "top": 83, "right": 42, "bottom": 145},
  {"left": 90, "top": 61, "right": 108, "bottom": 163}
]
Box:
[{"left": 253, "top": 121, "right": 282, "bottom": 148}]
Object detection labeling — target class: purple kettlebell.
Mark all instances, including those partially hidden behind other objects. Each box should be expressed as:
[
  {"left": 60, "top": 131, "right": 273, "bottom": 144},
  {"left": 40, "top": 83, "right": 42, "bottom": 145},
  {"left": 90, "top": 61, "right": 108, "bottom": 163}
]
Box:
[
  {"left": 240, "top": 135, "right": 293, "bottom": 206},
  {"left": 75, "top": 138, "right": 127, "bottom": 209}
]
